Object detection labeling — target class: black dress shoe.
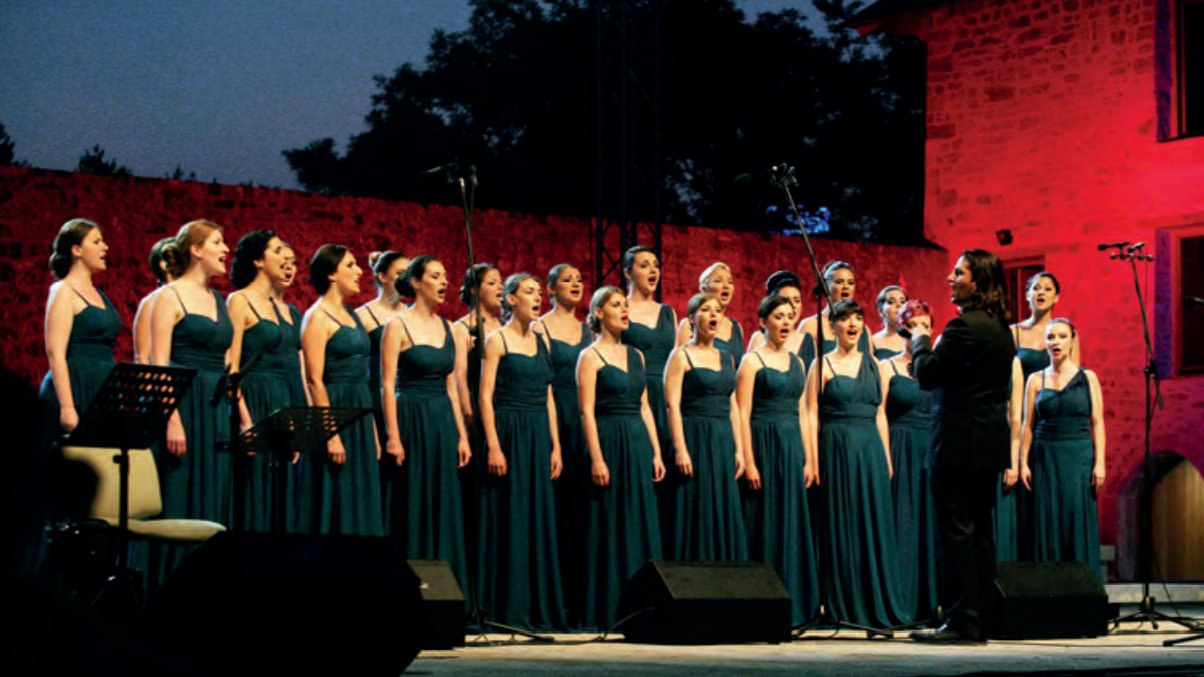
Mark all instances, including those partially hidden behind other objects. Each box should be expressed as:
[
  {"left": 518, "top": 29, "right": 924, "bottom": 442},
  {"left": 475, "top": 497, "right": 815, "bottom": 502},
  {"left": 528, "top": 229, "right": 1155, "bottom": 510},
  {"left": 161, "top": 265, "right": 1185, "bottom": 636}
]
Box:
[{"left": 909, "top": 624, "right": 986, "bottom": 645}]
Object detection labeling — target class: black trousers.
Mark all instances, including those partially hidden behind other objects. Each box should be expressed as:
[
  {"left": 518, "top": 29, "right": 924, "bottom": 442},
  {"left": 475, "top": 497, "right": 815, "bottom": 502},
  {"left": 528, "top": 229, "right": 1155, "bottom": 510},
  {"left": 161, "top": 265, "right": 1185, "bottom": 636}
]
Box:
[{"left": 931, "top": 466, "right": 999, "bottom": 639}]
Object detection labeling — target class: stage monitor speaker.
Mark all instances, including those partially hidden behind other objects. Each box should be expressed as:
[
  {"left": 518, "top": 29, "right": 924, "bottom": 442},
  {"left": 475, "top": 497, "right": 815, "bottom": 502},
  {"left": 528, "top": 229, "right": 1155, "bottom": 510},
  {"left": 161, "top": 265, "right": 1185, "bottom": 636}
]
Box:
[
  {"left": 618, "top": 560, "right": 791, "bottom": 644},
  {"left": 151, "top": 533, "right": 424, "bottom": 676},
  {"left": 993, "top": 561, "right": 1109, "bottom": 639},
  {"left": 408, "top": 559, "right": 465, "bottom": 649}
]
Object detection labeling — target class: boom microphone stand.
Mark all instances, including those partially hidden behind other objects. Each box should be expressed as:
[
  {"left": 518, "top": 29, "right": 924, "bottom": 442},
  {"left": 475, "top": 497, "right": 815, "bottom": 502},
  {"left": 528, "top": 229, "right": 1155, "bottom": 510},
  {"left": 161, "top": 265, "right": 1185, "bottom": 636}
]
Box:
[
  {"left": 430, "top": 162, "right": 554, "bottom": 643},
  {"left": 765, "top": 164, "right": 891, "bottom": 639},
  {"left": 1099, "top": 242, "right": 1197, "bottom": 635}
]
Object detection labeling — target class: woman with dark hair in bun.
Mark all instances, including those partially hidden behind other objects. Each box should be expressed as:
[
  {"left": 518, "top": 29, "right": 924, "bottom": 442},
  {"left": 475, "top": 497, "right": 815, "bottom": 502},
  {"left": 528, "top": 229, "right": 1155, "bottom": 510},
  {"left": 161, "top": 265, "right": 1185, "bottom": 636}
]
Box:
[
  {"left": 41, "top": 218, "right": 120, "bottom": 438},
  {"left": 133, "top": 237, "right": 174, "bottom": 364},
  {"left": 150, "top": 220, "right": 233, "bottom": 526},
  {"left": 273, "top": 243, "right": 310, "bottom": 407},
  {"left": 737, "top": 294, "right": 819, "bottom": 626},
  {"left": 533, "top": 262, "right": 590, "bottom": 620},
  {"left": 664, "top": 292, "right": 747, "bottom": 561},
  {"left": 380, "top": 255, "right": 472, "bottom": 598},
  {"left": 299, "top": 244, "right": 386, "bottom": 536},
  {"left": 476, "top": 273, "right": 566, "bottom": 630},
  {"left": 883, "top": 299, "right": 938, "bottom": 620},
  {"left": 872, "top": 285, "right": 909, "bottom": 360},
  {"left": 227, "top": 230, "right": 295, "bottom": 531},
  {"left": 797, "top": 261, "right": 872, "bottom": 373},
  {"left": 356, "top": 251, "right": 409, "bottom": 443},
  {"left": 619, "top": 245, "right": 676, "bottom": 548},
  {"left": 577, "top": 286, "right": 666, "bottom": 630},
  {"left": 677, "top": 262, "right": 744, "bottom": 364},
  {"left": 804, "top": 299, "right": 910, "bottom": 629},
  {"left": 746, "top": 270, "right": 804, "bottom": 354}
]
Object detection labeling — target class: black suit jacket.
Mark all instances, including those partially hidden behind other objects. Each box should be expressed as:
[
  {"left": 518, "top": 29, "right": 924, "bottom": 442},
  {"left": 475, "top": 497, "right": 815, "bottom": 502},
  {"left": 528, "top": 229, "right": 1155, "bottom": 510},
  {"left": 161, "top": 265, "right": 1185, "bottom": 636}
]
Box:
[{"left": 912, "top": 307, "right": 1014, "bottom": 471}]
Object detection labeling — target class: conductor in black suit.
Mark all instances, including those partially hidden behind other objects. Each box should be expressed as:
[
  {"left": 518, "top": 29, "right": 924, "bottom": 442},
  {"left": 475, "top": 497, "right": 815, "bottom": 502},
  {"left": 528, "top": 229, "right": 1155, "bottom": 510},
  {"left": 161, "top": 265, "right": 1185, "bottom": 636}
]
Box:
[{"left": 909, "top": 249, "right": 1014, "bottom": 644}]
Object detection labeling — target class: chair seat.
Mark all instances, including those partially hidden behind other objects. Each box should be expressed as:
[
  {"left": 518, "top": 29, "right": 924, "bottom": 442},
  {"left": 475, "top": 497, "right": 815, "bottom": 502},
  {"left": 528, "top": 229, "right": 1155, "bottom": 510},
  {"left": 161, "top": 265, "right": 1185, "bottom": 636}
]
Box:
[{"left": 98, "top": 517, "right": 226, "bottom": 543}]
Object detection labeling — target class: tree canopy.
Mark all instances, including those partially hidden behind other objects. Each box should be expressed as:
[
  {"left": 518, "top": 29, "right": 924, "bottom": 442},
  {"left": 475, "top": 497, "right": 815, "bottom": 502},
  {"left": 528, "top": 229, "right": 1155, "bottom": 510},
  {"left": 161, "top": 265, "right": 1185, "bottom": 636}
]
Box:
[{"left": 284, "top": 0, "right": 925, "bottom": 243}]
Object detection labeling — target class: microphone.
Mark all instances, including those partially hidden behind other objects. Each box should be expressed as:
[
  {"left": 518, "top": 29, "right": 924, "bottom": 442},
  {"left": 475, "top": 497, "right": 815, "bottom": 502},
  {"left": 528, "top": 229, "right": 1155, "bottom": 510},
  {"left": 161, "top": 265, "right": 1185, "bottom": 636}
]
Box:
[
  {"left": 420, "top": 162, "right": 459, "bottom": 177},
  {"left": 1186, "top": 295, "right": 1204, "bottom": 307},
  {"left": 1126, "top": 241, "right": 1146, "bottom": 253},
  {"left": 734, "top": 164, "right": 790, "bottom": 185},
  {"left": 1097, "top": 241, "right": 1129, "bottom": 251}
]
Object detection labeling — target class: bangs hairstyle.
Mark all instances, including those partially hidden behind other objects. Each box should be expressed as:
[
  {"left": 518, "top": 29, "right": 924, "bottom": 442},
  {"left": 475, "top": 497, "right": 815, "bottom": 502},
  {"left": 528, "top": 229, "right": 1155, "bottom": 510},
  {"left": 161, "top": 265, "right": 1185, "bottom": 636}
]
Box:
[
  {"left": 897, "top": 299, "right": 932, "bottom": 328},
  {"left": 587, "top": 285, "right": 624, "bottom": 333},
  {"left": 758, "top": 294, "right": 793, "bottom": 321},
  {"left": 230, "top": 229, "right": 277, "bottom": 289},
  {"left": 829, "top": 299, "right": 864, "bottom": 323},
  {"left": 698, "top": 262, "right": 731, "bottom": 290},
  {"left": 161, "top": 220, "right": 222, "bottom": 279},
  {"left": 49, "top": 218, "right": 99, "bottom": 279},
  {"left": 764, "top": 270, "right": 801, "bottom": 296},
  {"left": 876, "top": 285, "right": 907, "bottom": 311},
  {"left": 459, "top": 263, "right": 499, "bottom": 306},
  {"left": 394, "top": 254, "right": 438, "bottom": 299},
  {"left": 500, "top": 272, "right": 538, "bottom": 323},
  {"left": 308, "top": 243, "right": 349, "bottom": 295}
]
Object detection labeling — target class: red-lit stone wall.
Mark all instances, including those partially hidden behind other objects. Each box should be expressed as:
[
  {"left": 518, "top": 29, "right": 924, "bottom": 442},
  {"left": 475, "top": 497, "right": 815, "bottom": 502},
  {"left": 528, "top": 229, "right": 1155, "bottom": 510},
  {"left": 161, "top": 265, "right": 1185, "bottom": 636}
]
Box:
[
  {"left": 881, "top": 0, "right": 1204, "bottom": 552},
  {"left": 0, "top": 164, "right": 949, "bottom": 389}
]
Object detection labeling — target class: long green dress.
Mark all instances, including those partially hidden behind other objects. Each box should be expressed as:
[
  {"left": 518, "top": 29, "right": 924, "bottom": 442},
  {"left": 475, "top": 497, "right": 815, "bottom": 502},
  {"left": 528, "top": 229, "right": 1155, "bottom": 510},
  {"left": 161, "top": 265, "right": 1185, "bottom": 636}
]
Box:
[
  {"left": 741, "top": 352, "right": 820, "bottom": 626},
  {"left": 885, "top": 360, "right": 938, "bottom": 620},
  {"left": 362, "top": 305, "right": 389, "bottom": 446},
  {"left": 159, "top": 288, "right": 233, "bottom": 525},
  {"left": 621, "top": 303, "right": 676, "bottom": 551},
  {"left": 1030, "top": 369, "right": 1101, "bottom": 581},
  {"left": 582, "top": 345, "right": 662, "bottom": 631},
  {"left": 673, "top": 348, "right": 747, "bottom": 561},
  {"left": 237, "top": 299, "right": 295, "bottom": 532},
  {"left": 817, "top": 353, "right": 911, "bottom": 628},
  {"left": 382, "top": 318, "right": 469, "bottom": 599},
  {"left": 714, "top": 319, "right": 745, "bottom": 365},
  {"left": 1004, "top": 339, "right": 1051, "bottom": 561},
  {"left": 477, "top": 335, "right": 567, "bottom": 630},
  {"left": 38, "top": 287, "right": 121, "bottom": 438},
  {"left": 278, "top": 303, "right": 308, "bottom": 530},
  {"left": 298, "top": 308, "right": 383, "bottom": 536},
  {"left": 543, "top": 318, "right": 591, "bottom": 623}
]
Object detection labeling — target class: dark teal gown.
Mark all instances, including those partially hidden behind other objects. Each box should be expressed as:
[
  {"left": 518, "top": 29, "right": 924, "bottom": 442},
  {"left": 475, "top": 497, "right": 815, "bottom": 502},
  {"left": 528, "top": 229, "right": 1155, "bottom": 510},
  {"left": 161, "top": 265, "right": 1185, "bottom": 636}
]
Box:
[
  {"left": 874, "top": 346, "right": 902, "bottom": 361},
  {"left": 885, "top": 360, "right": 938, "bottom": 620},
  {"left": 997, "top": 340, "right": 1050, "bottom": 561},
  {"left": 740, "top": 353, "right": 820, "bottom": 626},
  {"left": 236, "top": 298, "right": 295, "bottom": 532},
  {"left": 582, "top": 345, "right": 662, "bottom": 631},
  {"left": 1030, "top": 369, "right": 1101, "bottom": 581},
  {"left": 477, "top": 335, "right": 567, "bottom": 630},
  {"left": 714, "top": 318, "right": 745, "bottom": 365},
  {"left": 817, "top": 353, "right": 911, "bottom": 628},
  {"left": 543, "top": 318, "right": 591, "bottom": 624},
  {"left": 38, "top": 287, "right": 121, "bottom": 439},
  {"left": 673, "top": 349, "right": 747, "bottom": 561},
  {"left": 279, "top": 303, "right": 308, "bottom": 406},
  {"left": 381, "top": 318, "right": 469, "bottom": 600},
  {"left": 621, "top": 303, "right": 676, "bottom": 551},
  {"left": 159, "top": 288, "right": 233, "bottom": 525},
  {"left": 361, "top": 305, "right": 389, "bottom": 447},
  {"left": 297, "top": 309, "right": 383, "bottom": 536}
]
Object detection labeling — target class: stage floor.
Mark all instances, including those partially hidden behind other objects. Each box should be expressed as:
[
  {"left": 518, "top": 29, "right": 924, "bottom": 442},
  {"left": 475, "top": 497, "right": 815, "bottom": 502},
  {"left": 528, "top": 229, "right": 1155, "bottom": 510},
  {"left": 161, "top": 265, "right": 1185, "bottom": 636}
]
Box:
[{"left": 412, "top": 625, "right": 1204, "bottom": 676}]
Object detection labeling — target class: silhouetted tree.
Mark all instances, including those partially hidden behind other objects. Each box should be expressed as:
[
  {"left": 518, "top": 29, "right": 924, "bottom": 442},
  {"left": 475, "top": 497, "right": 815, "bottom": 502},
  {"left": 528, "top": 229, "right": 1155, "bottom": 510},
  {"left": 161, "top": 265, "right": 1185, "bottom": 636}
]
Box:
[
  {"left": 0, "top": 123, "right": 18, "bottom": 166},
  {"left": 283, "top": 0, "right": 925, "bottom": 242},
  {"left": 77, "top": 145, "right": 131, "bottom": 177}
]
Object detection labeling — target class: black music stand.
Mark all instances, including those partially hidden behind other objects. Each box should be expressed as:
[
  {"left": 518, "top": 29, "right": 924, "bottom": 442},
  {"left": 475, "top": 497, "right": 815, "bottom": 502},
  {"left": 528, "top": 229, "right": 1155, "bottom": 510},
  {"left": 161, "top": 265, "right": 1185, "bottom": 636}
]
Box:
[
  {"left": 241, "top": 406, "right": 371, "bottom": 534},
  {"left": 64, "top": 362, "right": 196, "bottom": 616}
]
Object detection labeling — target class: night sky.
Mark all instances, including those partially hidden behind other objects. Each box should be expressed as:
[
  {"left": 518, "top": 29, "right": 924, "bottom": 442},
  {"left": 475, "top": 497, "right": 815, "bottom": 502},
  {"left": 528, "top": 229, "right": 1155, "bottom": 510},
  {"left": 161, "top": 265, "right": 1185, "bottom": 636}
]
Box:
[{"left": 1, "top": 0, "right": 816, "bottom": 189}]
